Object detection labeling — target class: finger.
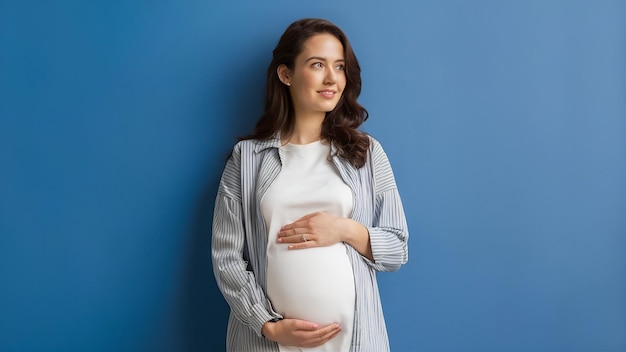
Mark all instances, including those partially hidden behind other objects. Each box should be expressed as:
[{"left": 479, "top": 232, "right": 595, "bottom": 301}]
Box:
[
  {"left": 287, "top": 242, "right": 313, "bottom": 250},
  {"left": 287, "top": 235, "right": 316, "bottom": 249},
  {"left": 313, "top": 328, "right": 341, "bottom": 347},
  {"left": 278, "top": 233, "right": 310, "bottom": 244},
  {"left": 291, "top": 233, "right": 316, "bottom": 247},
  {"left": 279, "top": 221, "right": 309, "bottom": 233},
  {"left": 281, "top": 212, "right": 321, "bottom": 230},
  {"left": 319, "top": 323, "right": 341, "bottom": 334},
  {"left": 277, "top": 228, "right": 301, "bottom": 238},
  {"left": 303, "top": 324, "right": 341, "bottom": 347},
  {"left": 291, "top": 319, "right": 320, "bottom": 331}
]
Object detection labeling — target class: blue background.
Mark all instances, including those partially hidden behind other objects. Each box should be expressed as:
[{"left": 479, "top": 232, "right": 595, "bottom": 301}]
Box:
[{"left": 1, "top": 1, "right": 625, "bottom": 351}]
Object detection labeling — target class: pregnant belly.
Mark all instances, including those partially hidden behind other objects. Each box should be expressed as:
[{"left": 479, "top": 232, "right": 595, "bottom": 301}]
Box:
[{"left": 266, "top": 243, "right": 356, "bottom": 325}]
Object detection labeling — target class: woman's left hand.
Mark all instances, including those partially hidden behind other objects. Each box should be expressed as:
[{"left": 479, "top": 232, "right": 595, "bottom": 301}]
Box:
[{"left": 277, "top": 212, "right": 345, "bottom": 249}]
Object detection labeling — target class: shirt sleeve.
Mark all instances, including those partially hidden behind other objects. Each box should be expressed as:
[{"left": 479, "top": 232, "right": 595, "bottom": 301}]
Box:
[
  {"left": 211, "top": 144, "right": 282, "bottom": 336},
  {"left": 365, "top": 138, "right": 409, "bottom": 272}
]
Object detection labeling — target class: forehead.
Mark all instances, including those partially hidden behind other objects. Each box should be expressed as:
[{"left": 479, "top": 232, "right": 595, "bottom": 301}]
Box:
[{"left": 298, "top": 33, "right": 344, "bottom": 60}]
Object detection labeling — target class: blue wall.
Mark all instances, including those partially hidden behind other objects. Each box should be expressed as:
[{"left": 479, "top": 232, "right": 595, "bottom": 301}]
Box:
[{"left": 1, "top": 1, "right": 624, "bottom": 351}]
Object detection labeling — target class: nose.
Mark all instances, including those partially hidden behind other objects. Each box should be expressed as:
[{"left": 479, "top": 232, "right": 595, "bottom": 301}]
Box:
[{"left": 324, "top": 68, "right": 336, "bottom": 85}]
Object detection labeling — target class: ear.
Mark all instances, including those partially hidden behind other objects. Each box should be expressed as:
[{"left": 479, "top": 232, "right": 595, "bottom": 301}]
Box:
[{"left": 277, "top": 64, "right": 291, "bottom": 86}]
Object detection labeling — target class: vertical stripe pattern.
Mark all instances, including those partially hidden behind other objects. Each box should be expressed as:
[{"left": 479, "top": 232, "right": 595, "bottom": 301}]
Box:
[{"left": 212, "top": 135, "right": 409, "bottom": 352}]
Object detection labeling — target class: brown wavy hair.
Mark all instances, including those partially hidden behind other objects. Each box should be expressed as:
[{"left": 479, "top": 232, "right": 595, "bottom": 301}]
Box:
[{"left": 240, "top": 18, "right": 370, "bottom": 168}]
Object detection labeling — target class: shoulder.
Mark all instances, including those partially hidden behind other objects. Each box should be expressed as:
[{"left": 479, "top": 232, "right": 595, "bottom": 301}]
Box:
[
  {"left": 223, "top": 139, "right": 280, "bottom": 173},
  {"left": 232, "top": 137, "right": 279, "bottom": 154},
  {"left": 367, "top": 134, "right": 381, "bottom": 148},
  {"left": 228, "top": 139, "right": 268, "bottom": 158},
  {"left": 231, "top": 139, "right": 256, "bottom": 152},
  {"left": 366, "top": 134, "right": 389, "bottom": 160},
  {"left": 365, "top": 135, "right": 398, "bottom": 193}
]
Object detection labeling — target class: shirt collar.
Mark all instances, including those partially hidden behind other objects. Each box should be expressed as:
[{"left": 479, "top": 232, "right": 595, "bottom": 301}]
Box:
[
  {"left": 253, "top": 133, "right": 340, "bottom": 155},
  {"left": 253, "top": 134, "right": 281, "bottom": 153}
]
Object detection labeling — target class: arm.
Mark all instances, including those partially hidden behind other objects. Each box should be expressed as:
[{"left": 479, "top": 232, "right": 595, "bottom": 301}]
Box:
[
  {"left": 363, "top": 138, "right": 409, "bottom": 272},
  {"left": 275, "top": 139, "right": 408, "bottom": 271},
  {"left": 277, "top": 212, "right": 373, "bottom": 261},
  {"left": 261, "top": 319, "right": 342, "bottom": 348},
  {"left": 340, "top": 219, "right": 373, "bottom": 261},
  {"left": 211, "top": 145, "right": 282, "bottom": 336}
]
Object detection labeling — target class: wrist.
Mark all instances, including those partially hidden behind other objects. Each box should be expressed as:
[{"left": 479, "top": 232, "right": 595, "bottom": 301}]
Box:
[
  {"left": 261, "top": 317, "right": 282, "bottom": 340},
  {"left": 342, "top": 219, "right": 374, "bottom": 260},
  {"left": 342, "top": 219, "right": 367, "bottom": 244}
]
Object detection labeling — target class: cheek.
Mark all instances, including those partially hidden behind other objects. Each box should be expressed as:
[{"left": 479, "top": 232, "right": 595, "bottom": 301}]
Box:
[
  {"left": 300, "top": 71, "right": 320, "bottom": 88},
  {"left": 338, "top": 74, "right": 347, "bottom": 91}
]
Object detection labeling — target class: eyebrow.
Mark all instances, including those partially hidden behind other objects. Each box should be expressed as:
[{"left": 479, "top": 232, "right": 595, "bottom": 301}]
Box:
[{"left": 305, "top": 56, "right": 345, "bottom": 63}]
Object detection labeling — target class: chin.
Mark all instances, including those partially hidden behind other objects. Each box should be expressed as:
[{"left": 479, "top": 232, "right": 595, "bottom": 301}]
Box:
[{"left": 320, "top": 102, "right": 340, "bottom": 112}]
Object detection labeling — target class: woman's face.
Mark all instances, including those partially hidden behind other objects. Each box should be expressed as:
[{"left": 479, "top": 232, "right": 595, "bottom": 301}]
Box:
[{"left": 281, "top": 33, "right": 346, "bottom": 120}]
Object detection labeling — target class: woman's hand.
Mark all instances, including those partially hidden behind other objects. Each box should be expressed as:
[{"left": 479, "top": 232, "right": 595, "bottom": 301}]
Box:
[
  {"left": 277, "top": 212, "right": 344, "bottom": 248},
  {"left": 277, "top": 212, "right": 374, "bottom": 260},
  {"left": 262, "top": 318, "right": 341, "bottom": 348}
]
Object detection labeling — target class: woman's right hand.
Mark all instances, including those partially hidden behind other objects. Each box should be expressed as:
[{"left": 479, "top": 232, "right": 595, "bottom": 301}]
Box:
[{"left": 262, "top": 318, "right": 341, "bottom": 348}]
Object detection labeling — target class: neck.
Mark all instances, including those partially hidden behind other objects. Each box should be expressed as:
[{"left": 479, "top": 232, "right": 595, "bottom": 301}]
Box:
[{"left": 283, "top": 112, "right": 325, "bottom": 145}]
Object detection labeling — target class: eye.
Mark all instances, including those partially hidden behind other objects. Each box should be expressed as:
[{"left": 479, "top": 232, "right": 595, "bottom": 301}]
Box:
[
  {"left": 312, "top": 62, "right": 323, "bottom": 69},
  {"left": 335, "top": 64, "right": 345, "bottom": 71}
]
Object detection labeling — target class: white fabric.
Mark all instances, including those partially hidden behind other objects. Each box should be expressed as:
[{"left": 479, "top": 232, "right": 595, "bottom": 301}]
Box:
[
  {"left": 261, "top": 141, "right": 356, "bottom": 352},
  {"left": 212, "top": 135, "right": 408, "bottom": 352}
]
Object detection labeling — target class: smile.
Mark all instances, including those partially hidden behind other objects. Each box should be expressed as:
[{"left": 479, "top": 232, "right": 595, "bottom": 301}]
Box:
[{"left": 318, "top": 90, "right": 337, "bottom": 98}]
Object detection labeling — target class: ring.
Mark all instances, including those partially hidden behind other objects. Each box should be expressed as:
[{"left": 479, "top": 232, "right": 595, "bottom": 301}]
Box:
[{"left": 302, "top": 234, "right": 307, "bottom": 242}]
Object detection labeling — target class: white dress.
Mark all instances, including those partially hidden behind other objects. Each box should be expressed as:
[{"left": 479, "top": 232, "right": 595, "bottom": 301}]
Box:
[{"left": 261, "top": 141, "right": 356, "bottom": 352}]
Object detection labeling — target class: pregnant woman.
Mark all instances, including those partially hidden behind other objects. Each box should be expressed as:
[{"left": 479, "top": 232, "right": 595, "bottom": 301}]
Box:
[{"left": 212, "top": 18, "right": 409, "bottom": 352}]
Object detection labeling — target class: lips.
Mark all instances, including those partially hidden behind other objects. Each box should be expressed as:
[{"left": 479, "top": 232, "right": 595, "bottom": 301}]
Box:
[{"left": 318, "top": 89, "right": 337, "bottom": 98}]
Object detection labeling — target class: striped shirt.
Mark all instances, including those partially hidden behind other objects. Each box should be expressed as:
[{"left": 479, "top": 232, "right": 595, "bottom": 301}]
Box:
[{"left": 211, "top": 134, "right": 409, "bottom": 352}]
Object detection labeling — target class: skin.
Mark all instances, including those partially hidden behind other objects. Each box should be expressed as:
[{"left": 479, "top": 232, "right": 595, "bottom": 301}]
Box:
[
  {"left": 262, "top": 33, "right": 374, "bottom": 348},
  {"left": 277, "top": 33, "right": 346, "bottom": 144}
]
